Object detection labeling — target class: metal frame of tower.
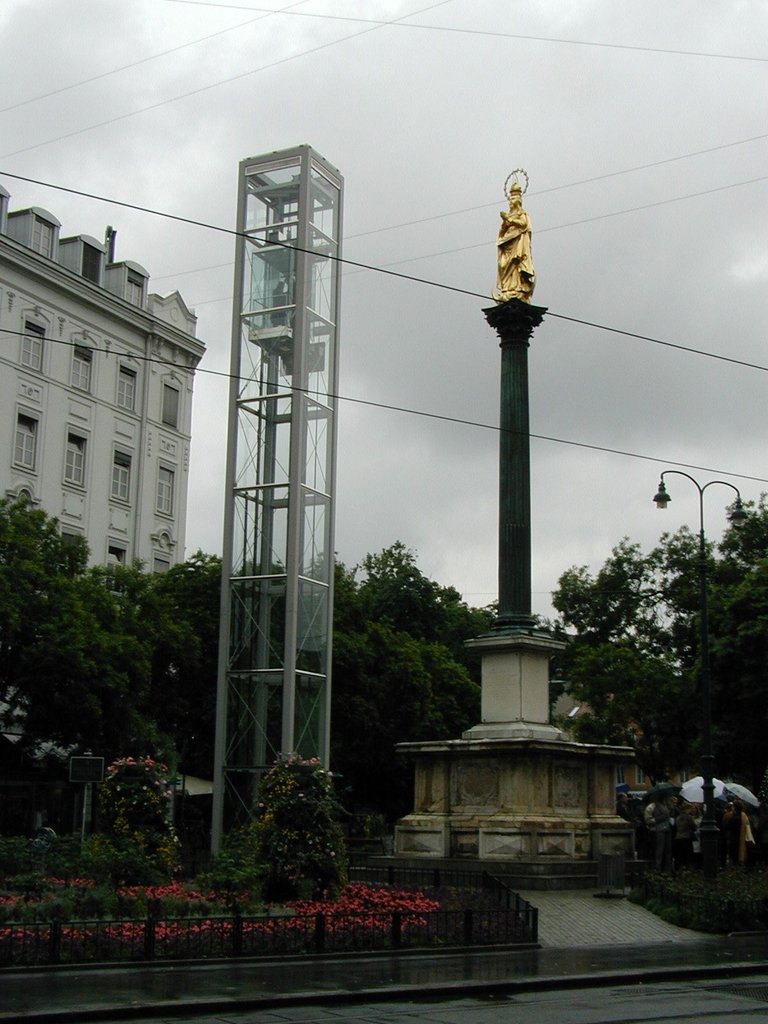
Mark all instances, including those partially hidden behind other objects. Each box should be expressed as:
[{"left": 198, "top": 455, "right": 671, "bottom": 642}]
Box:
[{"left": 212, "top": 146, "right": 343, "bottom": 849}]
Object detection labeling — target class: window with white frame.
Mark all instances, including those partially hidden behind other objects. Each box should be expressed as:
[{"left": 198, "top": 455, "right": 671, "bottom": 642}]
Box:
[
  {"left": 125, "top": 271, "right": 144, "bottom": 306},
  {"left": 153, "top": 554, "right": 171, "bottom": 573},
  {"left": 161, "top": 383, "right": 180, "bottom": 428},
  {"left": 31, "top": 217, "right": 54, "bottom": 258},
  {"left": 14, "top": 414, "right": 38, "bottom": 470},
  {"left": 71, "top": 346, "right": 92, "bottom": 391},
  {"left": 111, "top": 450, "right": 131, "bottom": 502},
  {"left": 64, "top": 432, "right": 86, "bottom": 486},
  {"left": 21, "top": 322, "right": 44, "bottom": 370},
  {"left": 107, "top": 544, "right": 126, "bottom": 566},
  {"left": 156, "top": 465, "right": 174, "bottom": 515},
  {"left": 117, "top": 365, "right": 137, "bottom": 411}
]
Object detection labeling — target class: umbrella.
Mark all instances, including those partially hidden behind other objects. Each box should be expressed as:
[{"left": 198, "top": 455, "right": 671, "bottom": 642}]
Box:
[
  {"left": 724, "top": 782, "right": 760, "bottom": 807},
  {"left": 645, "top": 781, "right": 681, "bottom": 801},
  {"left": 679, "top": 776, "right": 726, "bottom": 804}
]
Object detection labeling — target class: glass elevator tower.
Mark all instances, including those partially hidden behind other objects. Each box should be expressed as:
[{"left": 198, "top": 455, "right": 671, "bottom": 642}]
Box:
[{"left": 212, "top": 147, "right": 343, "bottom": 845}]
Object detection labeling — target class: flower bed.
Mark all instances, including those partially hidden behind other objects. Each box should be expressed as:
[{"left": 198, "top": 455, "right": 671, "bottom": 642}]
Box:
[{"left": 0, "top": 882, "right": 534, "bottom": 966}]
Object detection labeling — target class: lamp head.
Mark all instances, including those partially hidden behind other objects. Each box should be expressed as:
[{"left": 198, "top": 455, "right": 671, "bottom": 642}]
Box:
[
  {"left": 728, "top": 496, "right": 748, "bottom": 528},
  {"left": 653, "top": 479, "right": 670, "bottom": 509}
]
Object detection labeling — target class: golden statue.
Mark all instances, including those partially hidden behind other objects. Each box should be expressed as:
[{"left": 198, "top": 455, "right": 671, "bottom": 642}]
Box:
[{"left": 493, "top": 169, "right": 535, "bottom": 303}]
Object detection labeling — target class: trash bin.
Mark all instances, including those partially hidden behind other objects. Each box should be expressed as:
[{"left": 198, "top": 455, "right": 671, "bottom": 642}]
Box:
[{"left": 596, "top": 851, "right": 626, "bottom": 896}]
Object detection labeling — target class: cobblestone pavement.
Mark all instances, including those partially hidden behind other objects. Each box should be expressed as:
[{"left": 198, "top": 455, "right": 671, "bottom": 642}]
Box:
[{"left": 517, "top": 889, "right": 707, "bottom": 947}]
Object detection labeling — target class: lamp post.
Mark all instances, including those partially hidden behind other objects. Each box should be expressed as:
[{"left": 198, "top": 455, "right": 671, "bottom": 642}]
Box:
[{"left": 653, "top": 471, "right": 747, "bottom": 881}]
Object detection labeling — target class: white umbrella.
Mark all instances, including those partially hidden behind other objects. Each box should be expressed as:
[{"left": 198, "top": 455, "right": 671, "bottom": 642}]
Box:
[
  {"left": 679, "top": 776, "right": 726, "bottom": 804},
  {"left": 724, "top": 782, "right": 760, "bottom": 807}
]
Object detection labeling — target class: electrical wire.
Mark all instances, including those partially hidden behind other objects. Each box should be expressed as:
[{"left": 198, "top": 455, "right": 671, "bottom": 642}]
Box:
[
  {"left": 0, "top": 0, "right": 312, "bottom": 116},
  {"left": 3, "top": 326, "right": 767, "bottom": 486},
  {"left": 163, "top": 1, "right": 768, "bottom": 64},
  {"left": 0, "top": 0, "right": 452, "bottom": 162},
  {"left": 2, "top": 168, "right": 766, "bottom": 379}
]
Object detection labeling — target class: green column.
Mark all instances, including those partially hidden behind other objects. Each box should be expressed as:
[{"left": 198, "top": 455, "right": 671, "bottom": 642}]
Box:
[{"left": 483, "top": 298, "right": 547, "bottom": 632}]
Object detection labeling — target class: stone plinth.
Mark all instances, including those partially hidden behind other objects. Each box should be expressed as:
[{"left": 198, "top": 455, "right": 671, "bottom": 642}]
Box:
[
  {"left": 464, "top": 629, "right": 565, "bottom": 741},
  {"left": 394, "top": 735, "right": 635, "bottom": 861}
]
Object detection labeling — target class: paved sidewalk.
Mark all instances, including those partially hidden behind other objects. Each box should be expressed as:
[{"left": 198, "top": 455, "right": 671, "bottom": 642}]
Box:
[{"left": 516, "top": 888, "right": 705, "bottom": 946}]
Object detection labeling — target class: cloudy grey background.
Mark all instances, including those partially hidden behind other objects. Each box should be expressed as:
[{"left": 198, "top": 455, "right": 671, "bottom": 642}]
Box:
[{"left": 2, "top": 0, "right": 767, "bottom": 618}]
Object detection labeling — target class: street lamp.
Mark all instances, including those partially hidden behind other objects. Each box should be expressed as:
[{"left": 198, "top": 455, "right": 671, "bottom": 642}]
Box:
[{"left": 653, "top": 471, "right": 747, "bottom": 880}]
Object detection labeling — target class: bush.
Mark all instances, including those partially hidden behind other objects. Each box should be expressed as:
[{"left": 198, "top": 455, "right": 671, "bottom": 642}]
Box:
[
  {"left": 197, "top": 822, "right": 266, "bottom": 904},
  {"left": 253, "top": 754, "right": 347, "bottom": 901},
  {"left": 97, "top": 756, "right": 179, "bottom": 880}
]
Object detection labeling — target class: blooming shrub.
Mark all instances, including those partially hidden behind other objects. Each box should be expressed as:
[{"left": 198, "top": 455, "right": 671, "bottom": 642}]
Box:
[
  {"left": 96, "top": 756, "right": 179, "bottom": 883},
  {"left": 253, "top": 754, "right": 348, "bottom": 900}
]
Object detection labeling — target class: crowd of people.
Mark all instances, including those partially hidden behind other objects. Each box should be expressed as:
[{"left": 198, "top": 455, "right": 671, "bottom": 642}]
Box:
[{"left": 616, "top": 790, "right": 768, "bottom": 871}]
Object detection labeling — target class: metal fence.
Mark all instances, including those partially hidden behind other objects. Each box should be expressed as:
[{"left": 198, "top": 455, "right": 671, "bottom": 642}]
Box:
[
  {"left": 0, "top": 864, "right": 538, "bottom": 967},
  {"left": 639, "top": 875, "right": 768, "bottom": 933},
  {"left": 0, "top": 904, "right": 536, "bottom": 967}
]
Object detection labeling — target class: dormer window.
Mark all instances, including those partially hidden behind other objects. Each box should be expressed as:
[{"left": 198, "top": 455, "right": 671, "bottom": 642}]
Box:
[
  {"left": 81, "top": 243, "right": 102, "bottom": 283},
  {"left": 126, "top": 270, "right": 145, "bottom": 306},
  {"left": 31, "top": 217, "right": 54, "bottom": 258}
]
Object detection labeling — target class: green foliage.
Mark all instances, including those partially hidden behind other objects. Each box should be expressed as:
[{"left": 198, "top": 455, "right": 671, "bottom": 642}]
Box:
[
  {"left": 0, "top": 498, "right": 222, "bottom": 772},
  {"left": 552, "top": 514, "right": 768, "bottom": 786},
  {"left": 197, "top": 822, "right": 266, "bottom": 901},
  {"left": 331, "top": 545, "right": 491, "bottom": 819},
  {"left": 97, "top": 757, "right": 179, "bottom": 882},
  {"left": 634, "top": 868, "right": 768, "bottom": 933},
  {"left": 253, "top": 754, "right": 347, "bottom": 901}
]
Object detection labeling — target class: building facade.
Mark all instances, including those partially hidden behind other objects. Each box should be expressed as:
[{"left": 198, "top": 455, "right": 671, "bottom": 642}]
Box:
[{"left": 0, "top": 183, "right": 205, "bottom": 569}]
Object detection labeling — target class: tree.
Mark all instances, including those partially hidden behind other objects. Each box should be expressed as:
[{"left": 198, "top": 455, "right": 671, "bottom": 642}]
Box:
[
  {"left": 331, "top": 546, "right": 491, "bottom": 820},
  {"left": 553, "top": 503, "right": 768, "bottom": 789},
  {"left": 148, "top": 552, "right": 221, "bottom": 778},
  {"left": 553, "top": 536, "right": 701, "bottom": 782},
  {"left": 0, "top": 499, "right": 221, "bottom": 775}
]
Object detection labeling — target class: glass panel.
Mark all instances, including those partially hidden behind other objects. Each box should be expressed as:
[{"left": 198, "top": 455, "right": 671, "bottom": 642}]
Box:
[
  {"left": 229, "top": 577, "right": 286, "bottom": 670},
  {"left": 239, "top": 314, "right": 296, "bottom": 402},
  {"left": 225, "top": 673, "right": 283, "bottom": 769},
  {"left": 235, "top": 397, "right": 292, "bottom": 489},
  {"left": 307, "top": 317, "right": 332, "bottom": 401},
  {"left": 294, "top": 673, "right": 325, "bottom": 759},
  {"left": 310, "top": 165, "right": 339, "bottom": 241},
  {"left": 242, "top": 235, "right": 296, "bottom": 317},
  {"left": 303, "top": 401, "right": 330, "bottom": 492},
  {"left": 232, "top": 486, "right": 289, "bottom": 577},
  {"left": 300, "top": 492, "right": 328, "bottom": 580},
  {"left": 245, "top": 161, "right": 301, "bottom": 233},
  {"left": 308, "top": 230, "right": 336, "bottom": 322},
  {"left": 296, "top": 578, "right": 328, "bottom": 674}
]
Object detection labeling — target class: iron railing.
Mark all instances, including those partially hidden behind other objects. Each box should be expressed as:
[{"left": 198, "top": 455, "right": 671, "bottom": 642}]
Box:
[
  {"left": 0, "top": 903, "right": 536, "bottom": 967},
  {"left": 639, "top": 874, "right": 768, "bottom": 933}
]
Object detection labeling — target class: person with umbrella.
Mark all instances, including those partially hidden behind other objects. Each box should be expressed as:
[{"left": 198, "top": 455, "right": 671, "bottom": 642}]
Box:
[{"left": 648, "top": 786, "right": 678, "bottom": 871}]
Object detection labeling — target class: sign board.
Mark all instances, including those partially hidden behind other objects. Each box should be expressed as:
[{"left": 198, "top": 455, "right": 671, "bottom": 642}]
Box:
[{"left": 69, "top": 756, "right": 105, "bottom": 783}]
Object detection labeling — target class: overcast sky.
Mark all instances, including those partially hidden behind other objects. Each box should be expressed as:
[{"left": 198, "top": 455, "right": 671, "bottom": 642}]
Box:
[{"left": 2, "top": 0, "right": 767, "bottom": 618}]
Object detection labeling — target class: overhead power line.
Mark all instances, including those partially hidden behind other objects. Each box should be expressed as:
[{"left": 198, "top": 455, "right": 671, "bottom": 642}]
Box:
[
  {"left": 0, "top": 0, "right": 313, "bottom": 115},
  {"left": 0, "top": 0, "right": 451, "bottom": 162},
  {"left": 2, "top": 168, "right": 766, "bottom": 380},
  {"left": 3, "top": 325, "right": 767, "bottom": 486},
  {"left": 164, "top": 1, "right": 768, "bottom": 64}
]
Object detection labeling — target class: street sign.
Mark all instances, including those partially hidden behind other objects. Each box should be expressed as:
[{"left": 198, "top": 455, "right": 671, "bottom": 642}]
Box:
[{"left": 69, "top": 756, "right": 105, "bottom": 783}]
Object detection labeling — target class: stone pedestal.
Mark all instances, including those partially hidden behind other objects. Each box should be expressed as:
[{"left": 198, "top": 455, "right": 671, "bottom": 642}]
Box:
[
  {"left": 394, "top": 735, "right": 635, "bottom": 861},
  {"left": 463, "top": 629, "right": 565, "bottom": 741}
]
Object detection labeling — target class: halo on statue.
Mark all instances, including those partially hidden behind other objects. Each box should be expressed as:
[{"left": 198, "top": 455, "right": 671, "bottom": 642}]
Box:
[{"left": 503, "top": 168, "right": 529, "bottom": 199}]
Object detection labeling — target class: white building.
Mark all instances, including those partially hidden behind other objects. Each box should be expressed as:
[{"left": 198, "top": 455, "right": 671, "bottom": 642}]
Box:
[{"left": 0, "top": 183, "right": 205, "bottom": 569}]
